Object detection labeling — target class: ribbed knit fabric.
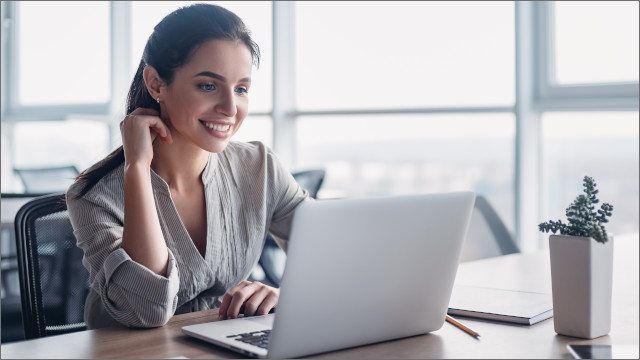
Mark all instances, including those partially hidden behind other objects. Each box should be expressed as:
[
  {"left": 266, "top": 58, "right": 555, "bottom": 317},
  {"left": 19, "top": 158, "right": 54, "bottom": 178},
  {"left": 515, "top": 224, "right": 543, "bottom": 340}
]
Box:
[{"left": 66, "top": 141, "right": 309, "bottom": 329}]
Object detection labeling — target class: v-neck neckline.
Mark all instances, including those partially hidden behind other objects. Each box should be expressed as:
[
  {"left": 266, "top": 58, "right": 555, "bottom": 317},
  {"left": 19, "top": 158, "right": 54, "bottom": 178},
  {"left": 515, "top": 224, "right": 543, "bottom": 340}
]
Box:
[{"left": 150, "top": 153, "right": 218, "bottom": 263}]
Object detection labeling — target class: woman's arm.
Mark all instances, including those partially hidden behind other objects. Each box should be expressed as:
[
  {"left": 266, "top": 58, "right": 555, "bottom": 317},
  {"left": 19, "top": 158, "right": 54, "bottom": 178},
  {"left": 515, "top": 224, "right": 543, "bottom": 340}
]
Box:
[
  {"left": 120, "top": 108, "right": 173, "bottom": 275},
  {"left": 67, "top": 187, "right": 180, "bottom": 328}
]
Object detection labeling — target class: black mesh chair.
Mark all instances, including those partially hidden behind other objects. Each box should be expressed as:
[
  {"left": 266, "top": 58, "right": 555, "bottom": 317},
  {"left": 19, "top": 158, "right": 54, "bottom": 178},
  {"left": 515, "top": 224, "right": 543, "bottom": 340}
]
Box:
[
  {"left": 254, "top": 169, "right": 326, "bottom": 287},
  {"left": 14, "top": 192, "right": 90, "bottom": 339}
]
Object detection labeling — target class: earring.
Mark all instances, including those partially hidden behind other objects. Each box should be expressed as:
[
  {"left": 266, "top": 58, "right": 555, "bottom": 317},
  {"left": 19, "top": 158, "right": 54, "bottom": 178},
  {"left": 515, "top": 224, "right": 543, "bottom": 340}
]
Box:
[{"left": 156, "top": 97, "right": 160, "bottom": 103}]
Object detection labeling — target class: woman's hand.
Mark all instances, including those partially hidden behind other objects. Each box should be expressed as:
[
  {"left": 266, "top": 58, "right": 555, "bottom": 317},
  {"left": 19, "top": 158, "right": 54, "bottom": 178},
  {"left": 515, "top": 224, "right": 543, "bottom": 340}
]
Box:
[
  {"left": 218, "top": 281, "right": 279, "bottom": 320},
  {"left": 120, "top": 107, "right": 173, "bottom": 167}
]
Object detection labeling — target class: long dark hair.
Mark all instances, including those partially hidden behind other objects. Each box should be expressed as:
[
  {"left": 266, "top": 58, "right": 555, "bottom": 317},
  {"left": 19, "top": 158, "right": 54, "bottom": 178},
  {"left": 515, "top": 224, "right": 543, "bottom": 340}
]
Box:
[{"left": 73, "top": 3, "right": 260, "bottom": 198}]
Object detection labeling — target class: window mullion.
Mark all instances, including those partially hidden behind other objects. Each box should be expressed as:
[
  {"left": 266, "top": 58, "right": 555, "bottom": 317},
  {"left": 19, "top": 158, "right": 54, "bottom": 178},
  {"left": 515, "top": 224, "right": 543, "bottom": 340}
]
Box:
[
  {"left": 515, "top": 1, "right": 542, "bottom": 252},
  {"left": 272, "top": 1, "right": 296, "bottom": 168},
  {"left": 109, "top": 1, "right": 132, "bottom": 148}
]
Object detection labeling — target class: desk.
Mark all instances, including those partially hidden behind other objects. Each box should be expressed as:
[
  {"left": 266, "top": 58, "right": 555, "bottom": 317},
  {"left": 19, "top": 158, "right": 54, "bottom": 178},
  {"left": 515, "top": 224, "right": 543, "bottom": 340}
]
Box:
[{"left": 2, "top": 234, "right": 637, "bottom": 359}]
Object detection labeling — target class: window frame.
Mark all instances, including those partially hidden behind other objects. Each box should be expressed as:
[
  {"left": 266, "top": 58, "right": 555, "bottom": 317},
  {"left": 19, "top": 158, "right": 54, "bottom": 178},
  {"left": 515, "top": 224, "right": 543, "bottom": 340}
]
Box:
[
  {"left": 1, "top": 1, "right": 119, "bottom": 122},
  {"left": 534, "top": 1, "right": 639, "bottom": 111}
]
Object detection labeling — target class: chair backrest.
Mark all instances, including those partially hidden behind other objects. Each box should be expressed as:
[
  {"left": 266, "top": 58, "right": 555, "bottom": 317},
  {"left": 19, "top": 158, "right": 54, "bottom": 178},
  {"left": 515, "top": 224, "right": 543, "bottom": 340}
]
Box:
[
  {"left": 14, "top": 166, "right": 79, "bottom": 194},
  {"left": 292, "top": 170, "right": 325, "bottom": 199},
  {"left": 459, "top": 195, "right": 519, "bottom": 262},
  {"left": 255, "top": 169, "right": 326, "bottom": 287},
  {"left": 14, "top": 192, "right": 89, "bottom": 339}
]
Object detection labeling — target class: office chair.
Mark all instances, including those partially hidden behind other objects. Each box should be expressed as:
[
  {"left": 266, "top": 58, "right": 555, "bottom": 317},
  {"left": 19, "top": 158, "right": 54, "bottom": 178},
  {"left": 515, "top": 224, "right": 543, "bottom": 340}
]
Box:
[
  {"left": 459, "top": 195, "right": 520, "bottom": 262},
  {"left": 14, "top": 165, "right": 79, "bottom": 194},
  {"left": 254, "top": 169, "right": 326, "bottom": 287},
  {"left": 14, "top": 192, "right": 90, "bottom": 339}
]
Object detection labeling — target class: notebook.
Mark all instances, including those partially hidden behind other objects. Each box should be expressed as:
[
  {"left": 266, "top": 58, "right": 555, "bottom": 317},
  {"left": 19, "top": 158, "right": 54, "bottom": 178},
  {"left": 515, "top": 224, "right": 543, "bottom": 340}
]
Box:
[
  {"left": 182, "top": 191, "right": 476, "bottom": 358},
  {"left": 447, "top": 285, "right": 553, "bottom": 325}
]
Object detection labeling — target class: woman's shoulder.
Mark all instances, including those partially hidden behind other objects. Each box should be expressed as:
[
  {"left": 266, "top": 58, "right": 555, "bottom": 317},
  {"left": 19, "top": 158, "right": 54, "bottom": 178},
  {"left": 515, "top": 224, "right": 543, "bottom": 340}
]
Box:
[{"left": 67, "top": 161, "right": 125, "bottom": 205}]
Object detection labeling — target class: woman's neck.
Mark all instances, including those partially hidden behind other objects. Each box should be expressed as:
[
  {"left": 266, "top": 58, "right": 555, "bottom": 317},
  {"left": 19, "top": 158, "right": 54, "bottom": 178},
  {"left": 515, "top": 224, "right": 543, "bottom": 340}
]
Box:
[{"left": 150, "top": 136, "right": 210, "bottom": 193}]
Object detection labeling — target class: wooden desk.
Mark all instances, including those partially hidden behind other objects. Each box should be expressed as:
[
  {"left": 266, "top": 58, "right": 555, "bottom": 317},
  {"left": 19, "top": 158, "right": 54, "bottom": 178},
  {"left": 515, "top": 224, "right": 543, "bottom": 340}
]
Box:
[{"left": 2, "top": 234, "right": 637, "bottom": 359}]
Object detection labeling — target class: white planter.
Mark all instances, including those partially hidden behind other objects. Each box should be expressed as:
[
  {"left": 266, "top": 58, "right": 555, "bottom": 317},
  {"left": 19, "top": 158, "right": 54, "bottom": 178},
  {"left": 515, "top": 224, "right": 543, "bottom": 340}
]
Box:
[{"left": 549, "top": 234, "right": 614, "bottom": 339}]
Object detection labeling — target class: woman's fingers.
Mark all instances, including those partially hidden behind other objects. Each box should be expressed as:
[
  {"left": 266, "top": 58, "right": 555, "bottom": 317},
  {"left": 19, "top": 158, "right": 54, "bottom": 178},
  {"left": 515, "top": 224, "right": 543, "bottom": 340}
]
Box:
[
  {"left": 120, "top": 107, "right": 172, "bottom": 165},
  {"left": 218, "top": 281, "right": 279, "bottom": 320},
  {"left": 227, "top": 282, "right": 260, "bottom": 319},
  {"left": 219, "top": 281, "right": 252, "bottom": 320},
  {"left": 246, "top": 286, "right": 279, "bottom": 317}
]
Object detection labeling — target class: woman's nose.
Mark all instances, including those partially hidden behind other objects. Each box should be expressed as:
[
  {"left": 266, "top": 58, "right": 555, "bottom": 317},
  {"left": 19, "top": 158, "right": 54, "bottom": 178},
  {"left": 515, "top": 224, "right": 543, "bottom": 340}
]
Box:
[{"left": 214, "top": 88, "right": 237, "bottom": 117}]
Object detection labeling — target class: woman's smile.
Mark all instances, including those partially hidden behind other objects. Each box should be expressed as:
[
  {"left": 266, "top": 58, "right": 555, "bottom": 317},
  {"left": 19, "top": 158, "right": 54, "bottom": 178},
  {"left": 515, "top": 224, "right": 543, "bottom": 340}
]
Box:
[{"left": 199, "top": 119, "right": 234, "bottom": 138}]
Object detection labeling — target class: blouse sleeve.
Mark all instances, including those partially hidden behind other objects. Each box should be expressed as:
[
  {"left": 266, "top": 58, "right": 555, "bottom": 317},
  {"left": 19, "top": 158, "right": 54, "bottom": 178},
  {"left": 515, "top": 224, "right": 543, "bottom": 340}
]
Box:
[
  {"left": 262, "top": 145, "right": 312, "bottom": 251},
  {"left": 66, "top": 189, "right": 180, "bottom": 328}
]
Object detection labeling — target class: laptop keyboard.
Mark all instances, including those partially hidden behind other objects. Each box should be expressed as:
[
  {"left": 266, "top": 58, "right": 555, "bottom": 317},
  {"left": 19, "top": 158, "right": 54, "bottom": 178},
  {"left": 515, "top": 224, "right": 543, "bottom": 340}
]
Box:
[{"left": 227, "top": 329, "right": 271, "bottom": 349}]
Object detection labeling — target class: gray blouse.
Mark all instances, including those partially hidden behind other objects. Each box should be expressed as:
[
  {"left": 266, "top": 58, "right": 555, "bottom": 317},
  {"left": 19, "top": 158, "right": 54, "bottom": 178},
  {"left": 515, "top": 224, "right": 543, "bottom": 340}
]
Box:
[{"left": 66, "top": 141, "right": 309, "bottom": 329}]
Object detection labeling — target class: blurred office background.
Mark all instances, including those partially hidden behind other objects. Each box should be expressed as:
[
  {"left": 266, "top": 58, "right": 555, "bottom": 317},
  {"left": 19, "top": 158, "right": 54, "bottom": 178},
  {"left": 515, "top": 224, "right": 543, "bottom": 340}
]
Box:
[{"left": 1, "top": 0, "right": 638, "bottom": 342}]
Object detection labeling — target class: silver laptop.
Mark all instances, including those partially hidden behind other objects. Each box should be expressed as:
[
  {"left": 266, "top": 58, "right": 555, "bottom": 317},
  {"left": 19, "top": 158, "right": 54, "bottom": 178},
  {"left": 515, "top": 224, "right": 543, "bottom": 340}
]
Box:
[{"left": 182, "top": 191, "right": 475, "bottom": 358}]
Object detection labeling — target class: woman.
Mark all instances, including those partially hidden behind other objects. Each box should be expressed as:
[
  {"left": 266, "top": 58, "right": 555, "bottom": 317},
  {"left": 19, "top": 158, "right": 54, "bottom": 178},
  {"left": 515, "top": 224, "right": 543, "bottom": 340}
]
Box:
[{"left": 67, "top": 3, "right": 309, "bottom": 329}]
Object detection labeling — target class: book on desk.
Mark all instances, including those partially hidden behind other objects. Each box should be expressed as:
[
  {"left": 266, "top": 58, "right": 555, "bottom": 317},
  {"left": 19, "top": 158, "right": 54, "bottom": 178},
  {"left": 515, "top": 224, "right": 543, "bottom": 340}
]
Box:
[{"left": 447, "top": 285, "right": 553, "bottom": 325}]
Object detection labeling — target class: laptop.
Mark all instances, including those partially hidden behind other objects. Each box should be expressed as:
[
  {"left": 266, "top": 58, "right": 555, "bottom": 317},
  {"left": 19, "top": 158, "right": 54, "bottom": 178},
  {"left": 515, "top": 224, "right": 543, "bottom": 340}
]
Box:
[{"left": 182, "top": 191, "right": 475, "bottom": 358}]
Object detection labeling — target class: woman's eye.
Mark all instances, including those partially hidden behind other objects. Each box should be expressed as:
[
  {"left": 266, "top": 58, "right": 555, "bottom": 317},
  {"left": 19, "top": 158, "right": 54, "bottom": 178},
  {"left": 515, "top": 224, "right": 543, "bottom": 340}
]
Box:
[
  {"left": 199, "top": 83, "right": 215, "bottom": 91},
  {"left": 235, "top": 87, "right": 249, "bottom": 95}
]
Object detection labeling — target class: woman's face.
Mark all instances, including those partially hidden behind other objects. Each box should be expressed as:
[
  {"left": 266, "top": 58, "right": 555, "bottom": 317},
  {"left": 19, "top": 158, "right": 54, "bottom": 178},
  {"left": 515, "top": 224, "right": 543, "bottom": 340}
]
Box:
[{"left": 159, "top": 39, "right": 253, "bottom": 153}]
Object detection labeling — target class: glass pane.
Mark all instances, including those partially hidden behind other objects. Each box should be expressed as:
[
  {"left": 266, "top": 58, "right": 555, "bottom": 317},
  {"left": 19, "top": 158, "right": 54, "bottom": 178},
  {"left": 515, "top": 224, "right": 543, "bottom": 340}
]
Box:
[
  {"left": 130, "top": 1, "right": 273, "bottom": 113},
  {"left": 554, "top": 2, "right": 639, "bottom": 84},
  {"left": 231, "top": 115, "right": 273, "bottom": 148},
  {"left": 1, "top": 123, "right": 19, "bottom": 192},
  {"left": 541, "top": 112, "right": 639, "bottom": 238},
  {"left": 10, "top": 119, "right": 111, "bottom": 192},
  {"left": 295, "top": 1, "right": 515, "bottom": 110},
  {"left": 295, "top": 113, "right": 515, "bottom": 233},
  {"left": 17, "top": 1, "right": 110, "bottom": 105}
]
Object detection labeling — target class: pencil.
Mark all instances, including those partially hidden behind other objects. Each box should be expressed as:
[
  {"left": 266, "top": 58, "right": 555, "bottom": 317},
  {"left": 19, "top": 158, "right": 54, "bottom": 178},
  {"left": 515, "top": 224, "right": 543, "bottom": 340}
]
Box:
[{"left": 446, "top": 314, "right": 481, "bottom": 338}]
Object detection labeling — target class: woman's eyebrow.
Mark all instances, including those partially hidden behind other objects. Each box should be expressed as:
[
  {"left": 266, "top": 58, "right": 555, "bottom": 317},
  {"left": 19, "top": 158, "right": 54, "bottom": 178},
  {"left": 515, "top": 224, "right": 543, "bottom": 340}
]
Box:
[{"left": 195, "top": 71, "right": 251, "bottom": 83}]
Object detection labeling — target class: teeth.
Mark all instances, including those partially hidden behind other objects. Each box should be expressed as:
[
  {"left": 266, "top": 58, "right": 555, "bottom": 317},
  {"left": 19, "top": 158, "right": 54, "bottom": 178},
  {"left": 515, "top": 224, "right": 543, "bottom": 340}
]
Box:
[{"left": 203, "top": 122, "right": 230, "bottom": 131}]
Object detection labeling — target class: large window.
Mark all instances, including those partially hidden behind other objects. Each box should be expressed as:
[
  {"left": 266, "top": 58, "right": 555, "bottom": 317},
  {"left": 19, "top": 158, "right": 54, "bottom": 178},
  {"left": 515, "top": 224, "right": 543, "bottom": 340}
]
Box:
[
  {"left": 541, "top": 112, "right": 639, "bottom": 238},
  {"left": 296, "top": 113, "right": 515, "bottom": 226},
  {"left": 294, "top": 1, "right": 517, "bottom": 235},
  {"left": 13, "top": 1, "right": 111, "bottom": 108},
  {"left": 536, "top": 1, "right": 639, "bottom": 246},
  {"left": 553, "top": 1, "right": 638, "bottom": 85},
  {"left": 1, "top": 1, "right": 113, "bottom": 192},
  {"left": 295, "top": 1, "right": 515, "bottom": 110},
  {"left": 1, "top": 1, "right": 638, "bottom": 249}
]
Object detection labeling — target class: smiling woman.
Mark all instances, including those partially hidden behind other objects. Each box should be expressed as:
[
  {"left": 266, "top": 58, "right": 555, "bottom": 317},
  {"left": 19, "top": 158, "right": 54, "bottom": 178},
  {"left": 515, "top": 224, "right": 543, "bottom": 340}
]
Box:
[{"left": 64, "top": 3, "right": 310, "bottom": 330}]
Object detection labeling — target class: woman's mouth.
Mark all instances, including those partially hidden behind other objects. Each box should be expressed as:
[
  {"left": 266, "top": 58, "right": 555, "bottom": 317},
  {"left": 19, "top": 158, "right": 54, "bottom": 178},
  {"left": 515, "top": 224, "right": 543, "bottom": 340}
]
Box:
[{"left": 200, "top": 120, "right": 232, "bottom": 137}]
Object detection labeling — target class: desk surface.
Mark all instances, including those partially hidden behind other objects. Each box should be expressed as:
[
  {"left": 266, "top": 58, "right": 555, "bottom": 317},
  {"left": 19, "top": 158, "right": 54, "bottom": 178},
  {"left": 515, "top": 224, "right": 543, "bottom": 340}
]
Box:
[{"left": 2, "top": 234, "right": 638, "bottom": 359}]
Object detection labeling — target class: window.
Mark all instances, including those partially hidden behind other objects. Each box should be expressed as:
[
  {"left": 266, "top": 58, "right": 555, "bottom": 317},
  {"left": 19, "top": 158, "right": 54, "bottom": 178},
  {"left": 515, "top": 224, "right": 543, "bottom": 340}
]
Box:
[
  {"left": 293, "top": 1, "right": 516, "bottom": 236},
  {"left": 231, "top": 115, "right": 273, "bottom": 147},
  {"left": 295, "top": 1, "right": 515, "bottom": 110},
  {"left": 554, "top": 1, "right": 639, "bottom": 85},
  {"left": 541, "top": 111, "right": 639, "bottom": 238},
  {"left": 2, "top": 119, "right": 111, "bottom": 193},
  {"left": 296, "top": 113, "right": 516, "bottom": 233},
  {"left": 13, "top": 1, "right": 110, "bottom": 108},
  {"left": 535, "top": 1, "right": 638, "bottom": 109},
  {"left": 533, "top": 1, "right": 639, "bottom": 244}
]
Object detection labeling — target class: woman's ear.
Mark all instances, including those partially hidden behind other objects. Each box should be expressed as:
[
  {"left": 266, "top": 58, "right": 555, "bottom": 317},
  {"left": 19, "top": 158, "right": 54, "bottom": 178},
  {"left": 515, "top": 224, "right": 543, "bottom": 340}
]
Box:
[{"left": 142, "top": 66, "right": 165, "bottom": 101}]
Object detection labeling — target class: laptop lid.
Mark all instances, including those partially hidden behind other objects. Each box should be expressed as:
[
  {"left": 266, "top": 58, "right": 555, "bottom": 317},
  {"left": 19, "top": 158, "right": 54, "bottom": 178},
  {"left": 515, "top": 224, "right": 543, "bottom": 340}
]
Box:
[
  {"left": 182, "top": 191, "right": 475, "bottom": 358},
  {"left": 267, "top": 191, "right": 475, "bottom": 358}
]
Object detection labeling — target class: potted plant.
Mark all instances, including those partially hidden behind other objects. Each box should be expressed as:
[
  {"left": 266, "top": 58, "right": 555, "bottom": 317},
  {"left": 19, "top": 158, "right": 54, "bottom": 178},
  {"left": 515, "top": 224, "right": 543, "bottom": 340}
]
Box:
[{"left": 539, "top": 175, "right": 614, "bottom": 339}]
